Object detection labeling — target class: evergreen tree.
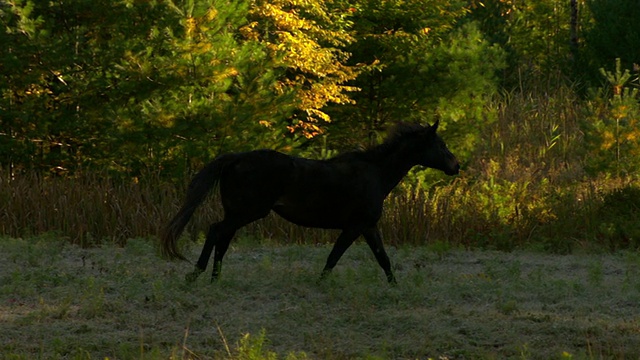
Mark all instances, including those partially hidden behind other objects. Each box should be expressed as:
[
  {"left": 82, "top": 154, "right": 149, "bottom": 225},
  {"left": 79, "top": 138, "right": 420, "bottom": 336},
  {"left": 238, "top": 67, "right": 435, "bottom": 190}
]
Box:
[
  {"left": 582, "top": 0, "right": 640, "bottom": 84},
  {"left": 327, "top": 0, "right": 505, "bottom": 161},
  {"left": 468, "top": 0, "right": 583, "bottom": 83}
]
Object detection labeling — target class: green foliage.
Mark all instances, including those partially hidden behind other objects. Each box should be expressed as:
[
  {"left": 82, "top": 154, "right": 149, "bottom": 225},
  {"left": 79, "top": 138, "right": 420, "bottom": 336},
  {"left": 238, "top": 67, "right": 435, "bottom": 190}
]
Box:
[
  {"left": 328, "top": 0, "right": 505, "bottom": 161},
  {"left": 0, "top": 0, "right": 355, "bottom": 177},
  {"left": 3, "top": 0, "right": 635, "bottom": 176},
  {"left": 583, "top": 58, "right": 640, "bottom": 176},
  {"left": 468, "top": 0, "right": 580, "bottom": 82},
  {"left": 125, "top": 0, "right": 301, "bottom": 173},
  {"left": 419, "top": 22, "right": 505, "bottom": 159},
  {"left": 235, "top": 330, "right": 277, "bottom": 360},
  {"left": 581, "top": 0, "right": 640, "bottom": 83},
  {"left": 234, "top": 330, "right": 308, "bottom": 360},
  {"left": 594, "top": 185, "right": 640, "bottom": 250}
]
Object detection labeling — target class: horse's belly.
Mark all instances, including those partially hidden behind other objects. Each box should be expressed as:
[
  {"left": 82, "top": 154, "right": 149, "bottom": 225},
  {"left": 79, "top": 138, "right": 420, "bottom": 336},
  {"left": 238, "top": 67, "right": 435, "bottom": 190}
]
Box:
[{"left": 272, "top": 203, "right": 347, "bottom": 229}]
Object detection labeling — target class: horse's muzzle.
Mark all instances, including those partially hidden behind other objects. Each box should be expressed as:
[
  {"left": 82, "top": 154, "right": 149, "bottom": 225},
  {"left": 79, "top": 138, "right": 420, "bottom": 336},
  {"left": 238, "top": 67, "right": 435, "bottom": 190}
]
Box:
[{"left": 445, "top": 163, "right": 460, "bottom": 175}]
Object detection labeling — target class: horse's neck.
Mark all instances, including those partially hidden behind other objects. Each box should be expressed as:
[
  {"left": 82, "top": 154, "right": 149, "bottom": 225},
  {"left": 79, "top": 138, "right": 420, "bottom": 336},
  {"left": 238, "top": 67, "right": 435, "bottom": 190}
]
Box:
[{"left": 374, "top": 145, "right": 417, "bottom": 195}]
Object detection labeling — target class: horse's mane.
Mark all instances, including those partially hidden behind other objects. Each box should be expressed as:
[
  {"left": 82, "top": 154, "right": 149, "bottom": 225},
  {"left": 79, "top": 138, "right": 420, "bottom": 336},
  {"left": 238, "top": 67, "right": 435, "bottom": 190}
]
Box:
[{"left": 329, "top": 123, "right": 426, "bottom": 162}]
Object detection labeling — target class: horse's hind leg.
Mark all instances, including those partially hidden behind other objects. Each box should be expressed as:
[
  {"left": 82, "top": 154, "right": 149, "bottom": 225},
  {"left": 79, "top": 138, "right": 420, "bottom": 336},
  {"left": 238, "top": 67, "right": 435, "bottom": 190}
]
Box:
[
  {"left": 362, "top": 227, "right": 396, "bottom": 284},
  {"left": 185, "top": 221, "right": 237, "bottom": 283},
  {"left": 210, "top": 221, "right": 237, "bottom": 281}
]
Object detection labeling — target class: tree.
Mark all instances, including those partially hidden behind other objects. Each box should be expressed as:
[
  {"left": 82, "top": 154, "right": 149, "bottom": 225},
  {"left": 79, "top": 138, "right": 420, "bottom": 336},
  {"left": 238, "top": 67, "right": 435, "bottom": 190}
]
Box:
[
  {"left": 325, "top": 0, "right": 504, "bottom": 162},
  {"left": 1, "top": 0, "right": 361, "bottom": 177},
  {"left": 581, "top": 0, "right": 640, "bottom": 84},
  {"left": 468, "top": 0, "right": 585, "bottom": 84},
  {"left": 584, "top": 59, "right": 640, "bottom": 177},
  {"left": 115, "top": 0, "right": 298, "bottom": 175},
  {"left": 243, "top": 0, "right": 359, "bottom": 139}
]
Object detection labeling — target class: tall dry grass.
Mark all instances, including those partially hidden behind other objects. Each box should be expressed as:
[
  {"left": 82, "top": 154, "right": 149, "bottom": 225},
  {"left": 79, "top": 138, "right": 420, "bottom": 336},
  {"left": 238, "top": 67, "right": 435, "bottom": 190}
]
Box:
[
  {"left": 1, "top": 167, "right": 635, "bottom": 252},
  {"left": 0, "top": 172, "right": 184, "bottom": 246}
]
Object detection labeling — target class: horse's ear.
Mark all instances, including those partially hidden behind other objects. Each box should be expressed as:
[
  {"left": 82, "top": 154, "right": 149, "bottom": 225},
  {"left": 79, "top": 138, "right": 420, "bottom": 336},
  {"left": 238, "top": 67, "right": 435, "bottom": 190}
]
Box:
[{"left": 429, "top": 119, "right": 440, "bottom": 133}]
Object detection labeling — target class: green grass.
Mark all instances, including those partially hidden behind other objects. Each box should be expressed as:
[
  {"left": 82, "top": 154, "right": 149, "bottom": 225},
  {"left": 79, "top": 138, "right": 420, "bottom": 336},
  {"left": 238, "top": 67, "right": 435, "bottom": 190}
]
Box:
[{"left": 2, "top": 236, "right": 640, "bottom": 359}]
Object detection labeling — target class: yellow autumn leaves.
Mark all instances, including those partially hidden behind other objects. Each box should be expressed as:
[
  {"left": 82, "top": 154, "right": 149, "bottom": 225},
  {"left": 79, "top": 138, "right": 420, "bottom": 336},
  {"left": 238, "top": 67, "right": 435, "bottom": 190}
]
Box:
[
  {"left": 180, "top": 0, "right": 359, "bottom": 138},
  {"left": 246, "top": 0, "right": 359, "bottom": 137}
]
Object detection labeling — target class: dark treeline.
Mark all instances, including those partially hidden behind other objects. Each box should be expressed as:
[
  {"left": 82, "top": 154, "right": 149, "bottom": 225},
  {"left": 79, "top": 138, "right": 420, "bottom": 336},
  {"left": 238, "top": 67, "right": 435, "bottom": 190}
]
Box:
[{"left": 2, "top": 0, "right": 638, "bottom": 177}]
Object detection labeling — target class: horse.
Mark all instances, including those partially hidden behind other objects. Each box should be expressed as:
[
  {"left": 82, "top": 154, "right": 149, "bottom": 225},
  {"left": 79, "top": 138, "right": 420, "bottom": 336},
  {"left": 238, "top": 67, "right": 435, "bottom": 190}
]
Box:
[{"left": 161, "top": 120, "right": 459, "bottom": 284}]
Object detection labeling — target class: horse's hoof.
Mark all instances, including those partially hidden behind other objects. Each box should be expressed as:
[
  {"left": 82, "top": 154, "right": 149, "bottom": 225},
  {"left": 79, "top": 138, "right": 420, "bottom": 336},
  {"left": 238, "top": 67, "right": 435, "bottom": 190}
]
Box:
[
  {"left": 185, "top": 269, "right": 203, "bottom": 283},
  {"left": 185, "top": 272, "right": 198, "bottom": 283},
  {"left": 386, "top": 272, "right": 397, "bottom": 285},
  {"left": 317, "top": 270, "right": 331, "bottom": 284}
]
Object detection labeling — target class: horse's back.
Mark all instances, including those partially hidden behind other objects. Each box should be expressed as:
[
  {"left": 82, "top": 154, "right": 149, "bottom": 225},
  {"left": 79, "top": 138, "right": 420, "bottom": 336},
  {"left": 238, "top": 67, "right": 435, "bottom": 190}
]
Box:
[
  {"left": 217, "top": 150, "right": 295, "bottom": 211},
  {"left": 273, "top": 155, "right": 385, "bottom": 228},
  {"left": 217, "top": 149, "right": 383, "bottom": 228}
]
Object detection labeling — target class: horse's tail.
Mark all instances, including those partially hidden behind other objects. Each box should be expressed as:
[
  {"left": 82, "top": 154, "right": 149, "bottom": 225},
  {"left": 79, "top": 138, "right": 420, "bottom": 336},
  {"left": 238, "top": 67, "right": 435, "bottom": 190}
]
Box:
[{"left": 161, "top": 157, "right": 231, "bottom": 260}]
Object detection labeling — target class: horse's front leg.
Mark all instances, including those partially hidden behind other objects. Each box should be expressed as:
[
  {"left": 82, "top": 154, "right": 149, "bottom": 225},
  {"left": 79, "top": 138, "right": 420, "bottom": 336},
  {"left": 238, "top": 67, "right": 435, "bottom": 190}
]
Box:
[
  {"left": 320, "top": 228, "right": 361, "bottom": 280},
  {"left": 362, "top": 227, "right": 396, "bottom": 284},
  {"left": 186, "top": 266, "right": 205, "bottom": 283}
]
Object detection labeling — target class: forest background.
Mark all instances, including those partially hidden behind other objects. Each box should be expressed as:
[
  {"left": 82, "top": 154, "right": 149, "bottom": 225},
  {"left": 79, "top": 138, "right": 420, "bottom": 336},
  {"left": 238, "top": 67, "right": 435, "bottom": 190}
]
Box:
[{"left": 1, "top": 0, "right": 640, "bottom": 252}]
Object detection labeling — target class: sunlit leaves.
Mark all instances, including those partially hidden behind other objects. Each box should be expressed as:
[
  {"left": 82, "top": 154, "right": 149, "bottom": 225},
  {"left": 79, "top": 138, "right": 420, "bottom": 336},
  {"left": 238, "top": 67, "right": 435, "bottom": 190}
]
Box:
[{"left": 245, "top": 0, "right": 359, "bottom": 138}]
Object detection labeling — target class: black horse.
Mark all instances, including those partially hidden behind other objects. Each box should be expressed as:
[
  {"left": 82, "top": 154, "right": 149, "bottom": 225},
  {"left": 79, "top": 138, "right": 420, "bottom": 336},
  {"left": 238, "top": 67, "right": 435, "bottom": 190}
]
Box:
[{"left": 161, "top": 121, "right": 459, "bottom": 283}]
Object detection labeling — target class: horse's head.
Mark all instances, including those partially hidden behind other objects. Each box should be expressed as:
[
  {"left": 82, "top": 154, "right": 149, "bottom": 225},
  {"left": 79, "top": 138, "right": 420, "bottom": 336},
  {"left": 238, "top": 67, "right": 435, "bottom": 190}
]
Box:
[{"left": 417, "top": 120, "right": 460, "bottom": 175}]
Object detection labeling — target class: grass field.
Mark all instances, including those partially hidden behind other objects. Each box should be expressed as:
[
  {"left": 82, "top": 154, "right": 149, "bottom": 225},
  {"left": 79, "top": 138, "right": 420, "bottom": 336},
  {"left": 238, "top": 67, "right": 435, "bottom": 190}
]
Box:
[{"left": 1, "top": 235, "right": 640, "bottom": 359}]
